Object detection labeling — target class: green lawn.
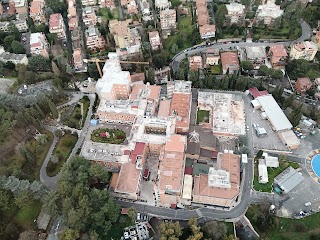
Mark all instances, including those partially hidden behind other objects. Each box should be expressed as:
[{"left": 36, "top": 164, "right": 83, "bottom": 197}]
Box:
[
  {"left": 253, "top": 160, "right": 299, "bottom": 192},
  {"left": 80, "top": 96, "right": 90, "bottom": 128},
  {"left": 106, "top": 215, "right": 132, "bottom": 240},
  {"left": 91, "top": 128, "right": 126, "bottom": 144},
  {"left": 247, "top": 205, "right": 320, "bottom": 240},
  {"left": 210, "top": 65, "right": 221, "bottom": 75},
  {"left": 98, "top": 8, "right": 119, "bottom": 21},
  {"left": 15, "top": 200, "right": 42, "bottom": 230},
  {"left": 46, "top": 133, "right": 78, "bottom": 177},
  {"left": 197, "top": 110, "right": 210, "bottom": 124}
]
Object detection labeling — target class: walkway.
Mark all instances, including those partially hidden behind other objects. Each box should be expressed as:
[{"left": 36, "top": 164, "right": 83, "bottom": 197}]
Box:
[
  {"left": 40, "top": 93, "right": 96, "bottom": 190},
  {"left": 305, "top": 149, "right": 320, "bottom": 183}
]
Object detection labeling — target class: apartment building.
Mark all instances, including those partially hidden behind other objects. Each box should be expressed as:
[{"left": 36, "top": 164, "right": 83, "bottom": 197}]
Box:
[
  {"left": 12, "top": 19, "right": 28, "bottom": 32},
  {"left": 127, "top": 0, "right": 139, "bottom": 14},
  {"left": 226, "top": 2, "right": 245, "bottom": 25},
  {"left": 256, "top": 0, "right": 283, "bottom": 25},
  {"left": 220, "top": 51, "right": 240, "bottom": 74},
  {"left": 81, "top": 0, "right": 95, "bottom": 6},
  {"left": 206, "top": 49, "right": 220, "bottom": 66},
  {"left": 160, "top": 9, "right": 176, "bottom": 31},
  {"left": 9, "top": 0, "right": 28, "bottom": 14},
  {"left": 199, "top": 24, "right": 216, "bottom": 39},
  {"left": 296, "top": 77, "right": 313, "bottom": 94},
  {"left": 314, "top": 31, "right": 320, "bottom": 49},
  {"left": 193, "top": 152, "right": 240, "bottom": 207},
  {"left": 157, "top": 134, "right": 187, "bottom": 207},
  {"left": 155, "top": 0, "right": 171, "bottom": 10},
  {"left": 169, "top": 81, "right": 192, "bottom": 134},
  {"left": 0, "top": 47, "right": 28, "bottom": 65},
  {"left": 30, "top": 32, "right": 50, "bottom": 58},
  {"left": 82, "top": 6, "right": 97, "bottom": 26},
  {"left": 85, "top": 26, "right": 105, "bottom": 50},
  {"left": 189, "top": 56, "right": 203, "bottom": 70},
  {"left": 268, "top": 45, "right": 287, "bottom": 69},
  {"left": 73, "top": 49, "right": 84, "bottom": 70},
  {"left": 148, "top": 31, "right": 162, "bottom": 51},
  {"left": 30, "top": 0, "right": 46, "bottom": 25},
  {"left": 290, "top": 41, "right": 318, "bottom": 61},
  {"left": 49, "top": 13, "right": 66, "bottom": 39},
  {"left": 245, "top": 46, "right": 267, "bottom": 69},
  {"left": 99, "top": 0, "right": 116, "bottom": 9},
  {"left": 138, "top": 0, "right": 152, "bottom": 21}
]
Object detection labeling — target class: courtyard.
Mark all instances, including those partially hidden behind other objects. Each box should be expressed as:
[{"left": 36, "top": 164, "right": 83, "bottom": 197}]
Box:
[{"left": 91, "top": 128, "right": 126, "bottom": 144}]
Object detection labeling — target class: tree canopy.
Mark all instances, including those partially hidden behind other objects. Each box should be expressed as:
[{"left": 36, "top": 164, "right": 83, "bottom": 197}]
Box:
[
  {"left": 28, "top": 55, "right": 51, "bottom": 72},
  {"left": 43, "top": 156, "right": 120, "bottom": 238}
]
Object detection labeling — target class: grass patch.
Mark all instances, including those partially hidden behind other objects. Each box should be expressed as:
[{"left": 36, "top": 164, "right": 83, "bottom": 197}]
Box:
[
  {"left": 197, "top": 110, "right": 210, "bottom": 124},
  {"left": 98, "top": 8, "right": 119, "bottom": 21},
  {"left": 210, "top": 65, "right": 221, "bottom": 75},
  {"left": 253, "top": 159, "right": 299, "bottom": 192},
  {"left": 247, "top": 205, "right": 320, "bottom": 240},
  {"left": 46, "top": 133, "right": 78, "bottom": 177},
  {"left": 15, "top": 200, "right": 42, "bottom": 230},
  {"left": 64, "top": 96, "right": 90, "bottom": 129},
  {"left": 106, "top": 215, "right": 132, "bottom": 240},
  {"left": 91, "top": 128, "right": 126, "bottom": 144}
]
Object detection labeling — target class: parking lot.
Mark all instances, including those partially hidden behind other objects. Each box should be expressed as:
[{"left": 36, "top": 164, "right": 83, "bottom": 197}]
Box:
[
  {"left": 250, "top": 108, "right": 289, "bottom": 152},
  {"left": 279, "top": 171, "right": 320, "bottom": 216},
  {"left": 139, "top": 154, "right": 160, "bottom": 206}
]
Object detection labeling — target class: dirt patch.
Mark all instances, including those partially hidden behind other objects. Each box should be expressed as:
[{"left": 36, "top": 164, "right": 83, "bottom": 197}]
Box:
[{"left": 51, "top": 44, "right": 64, "bottom": 56}]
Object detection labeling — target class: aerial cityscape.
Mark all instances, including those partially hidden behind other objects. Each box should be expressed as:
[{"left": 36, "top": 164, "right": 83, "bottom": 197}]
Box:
[{"left": 0, "top": 0, "right": 320, "bottom": 239}]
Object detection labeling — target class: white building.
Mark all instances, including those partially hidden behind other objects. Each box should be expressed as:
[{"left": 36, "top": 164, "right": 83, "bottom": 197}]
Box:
[
  {"left": 258, "top": 159, "right": 268, "bottom": 184},
  {"left": 226, "top": 2, "right": 245, "bottom": 24},
  {"left": 256, "top": 0, "right": 283, "bottom": 25},
  {"left": 155, "top": 0, "right": 171, "bottom": 10},
  {"left": 208, "top": 167, "right": 231, "bottom": 188},
  {"left": 30, "top": 32, "right": 50, "bottom": 58},
  {"left": 0, "top": 47, "right": 28, "bottom": 65}
]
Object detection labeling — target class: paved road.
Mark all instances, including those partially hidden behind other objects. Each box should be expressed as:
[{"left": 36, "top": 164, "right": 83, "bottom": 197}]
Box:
[
  {"left": 171, "top": 20, "right": 312, "bottom": 72},
  {"left": 40, "top": 93, "right": 95, "bottom": 190}
]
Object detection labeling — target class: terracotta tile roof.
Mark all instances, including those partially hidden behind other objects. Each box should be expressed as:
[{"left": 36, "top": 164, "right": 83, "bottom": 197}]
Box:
[
  {"left": 248, "top": 87, "right": 269, "bottom": 99},
  {"left": 270, "top": 45, "right": 287, "bottom": 57},
  {"left": 158, "top": 99, "right": 171, "bottom": 118},
  {"left": 49, "top": 13, "right": 62, "bottom": 28},
  {"left": 130, "top": 73, "right": 145, "bottom": 83},
  {"left": 197, "top": 13, "right": 209, "bottom": 26},
  {"left": 30, "top": 1, "right": 42, "bottom": 14},
  {"left": 149, "top": 30, "right": 159, "bottom": 39},
  {"left": 129, "top": 142, "right": 146, "bottom": 164},
  {"left": 129, "top": 84, "right": 161, "bottom": 101},
  {"left": 199, "top": 24, "right": 216, "bottom": 35},
  {"left": 116, "top": 162, "right": 140, "bottom": 194},
  {"left": 220, "top": 51, "right": 239, "bottom": 71},
  {"left": 169, "top": 92, "right": 191, "bottom": 129}
]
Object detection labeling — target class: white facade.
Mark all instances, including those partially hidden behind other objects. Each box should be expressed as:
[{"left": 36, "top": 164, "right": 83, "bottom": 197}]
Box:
[
  {"left": 257, "top": 0, "right": 283, "bottom": 25},
  {"left": 226, "top": 2, "right": 245, "bottom": 24},
  {"left": 208, "top": 167, "right": 231, "bottom": 188},
  {"left": 155, "top": 0, "right": 171, "bottom": 10}
]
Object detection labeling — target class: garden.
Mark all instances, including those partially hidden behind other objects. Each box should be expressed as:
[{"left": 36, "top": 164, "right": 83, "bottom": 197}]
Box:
[
  {"left": 62, "top": 96, "right": 90, "bottom": 129},
  {"left": 46, "top": 132, "right": 78, "bottom": 177},
  {"left": 91, "top": 128, "right": 126, "bottom": 144},
  {"left": 197, "top": 110, "right": 210, "bottom": 124}
]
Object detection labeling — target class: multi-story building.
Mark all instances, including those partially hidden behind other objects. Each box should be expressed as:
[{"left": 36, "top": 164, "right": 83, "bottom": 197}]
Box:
[
  {"left": 30, "top": 0, "right": 46, "bottom": 25},
  {"left": 193, "top": 152, "right": 240, "bottom": 207},
  {"left": 296, "top": 77, "right": 313, "bottom": 94},
  {"left": 220, "top": 51, "right": 239, "bottom": 74},
  {"left": 148, "top": 31, "right": 162, "bottom": 51},
  {"left": 30, "top": 32, "right": 50, "bottom": 58},
  {"left": 73, "top": 49, "right": 84, "bottom": 70},
  {"left": 82, "top": 6, "right": 97, "bottom": 26},
  {"left": 245, "top": 46, "right": 267, "bottom": 69},
  {"left": 155, "top": 0, "right": 171, "bottom": 10},
  {"left": 199, "top": 24, "right": 216, "bottom": 39},
  {"left": 85, "top": 26, "right": 105, "bottom": 50},
  {"left": 127, "top": 0, "right": 139, "bottom": 14},
  {"left": 138, "top": 0, "right": 152, "bottom": 21},
  {"left": 81, "top": 0, "right": 95, "bottom": 6},
  {"left": 9, "top": 0, "right": 28, "bottom": 14},
  {"left": 290, "top": 41, "right": 318, "bottom": 61},
  {"left": 268, "top": 45, "right": 287, "bottom": 69},
  {"left": 256, "top": 0, "right": 283, "bottom": 25},
  {"left": 157, "top": 134, "right": 187, "bottom": 207},
  {"left": 12, "top": 19, "right": 28, "bottom": 32},
  {"left": 0, "top": 47, "right": 28, "bottom": 65},
  {"left": 67, "top": 0, "right": 78, "bottom": 31},
  {"left": 314, "top": 31, "right": 320, "bottom": 49},
  {"left": 160, "top": 9, "right": 176, "bottom": 31},
  {"left": 226, "top": 2, "right": 245, "bottom": 25},
  {"left": 189, "top": 56, "right": 203, "bottom": 70},
  {"left": 99, "top": 0, "right": 116, "bottom": 9},
  {"left": 49, "top": 13, "right": 66, "bottom": 39},
  {"left": 206, "top": 49, "right": 220, "bottom": 66}
]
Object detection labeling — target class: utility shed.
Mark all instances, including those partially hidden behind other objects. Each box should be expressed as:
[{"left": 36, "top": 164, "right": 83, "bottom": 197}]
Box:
[
  {"left": 182, "top": 174, "right": 193, "bottom": 200},
  {"left": 258, "top": 159, "right": 268, "bottom": 184},
  {"left": 274, "top": 166, "right": 304, "bottom": 193}
]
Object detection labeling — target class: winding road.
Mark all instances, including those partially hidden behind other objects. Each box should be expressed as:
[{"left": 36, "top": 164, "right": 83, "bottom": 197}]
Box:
[
  {"left": 171, "top": 20, "right": 312, "bottom": 73},
  {"left": 40, "top": 93, "right": 96, "bottom": 190}
]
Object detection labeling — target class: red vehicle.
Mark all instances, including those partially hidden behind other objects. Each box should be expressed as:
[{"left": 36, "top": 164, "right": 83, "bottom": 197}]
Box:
[{"left": 143, "top": 168, "right": 150, "bottom": 180}]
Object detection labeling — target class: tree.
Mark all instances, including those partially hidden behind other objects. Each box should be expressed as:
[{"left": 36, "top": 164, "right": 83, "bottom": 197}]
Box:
[
  {"left": 286, "top": 59, "right": 310, "bottom": 79},
  {"left": 28, "top": 55, "right": 51, "bottom": 72},
  {"left": 146, "top": 68, "right": 155, "bottom": 84},
  {"left": 258, "top": 65, "right": 271, "bottom": 76},
  {"left": 187, "top": 218, "right": 203, "bottom": 240},
  {"left": 171, "top": 44, "right": 179, "bottom": 54},
  {"left": 202, "top": 221, "right": 227, "bottom": 240},
  {"left": 270, "top": 69, "right": 283, "bottom": 79},
  {"left": 283, "top": 93, "right": 294, "bottom": 110},
  {"left": 3, "top": 35, "right": 15, "bottom": 51},
  {"left": 127, "top": 207, "right": 137, "bottom": 224},
  {"left": 43, "top": 156, "right": 120, "bottom": 238},
  {"left": 11, "top": 41, "right": 26, "bottom": 54},
  {"left": 59, "top": 228, "right": 80, "bottom": 240},
  {"left": 233, "top": 29, "right": 240, "bottom": 38},
  {"left": 240, "top": 61, "right": 254, "bottom": 71},
  {"left": 215, "top": 5, "right": 227, "bottom": 28},
  {"left": 15, "top": 191, "right": 33, "bottom": 208},
  {"left": 256, "top": 150, "right": 263, "bottom": 159},
  {"left": 45, "top": 0, "right": 67, "bottom": 14},
  {"left": 0, "top": 189, "right": 10, "bottom": 212},
  {"left": 159, "top": 221, "right": 182, "bottom": 240}
]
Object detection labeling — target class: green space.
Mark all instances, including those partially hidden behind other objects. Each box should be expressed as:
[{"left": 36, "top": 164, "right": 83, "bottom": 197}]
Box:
[
  {"left": 98, "top": 8, "right": 119, "bottom": 21},
  {"left": 15, "top": 200, "right": 42, "bottom": 230},
  {"left": 193, "top": 163, "right": 210, "bottom": 176},
  {"left": 247, "top": 204, "right": 320, "bottom": 240},
  {"left": 64, "top": 96, "right": 90, "bottom": 129},
  {"left": 46, "top": 133, "right": 78, "bottom": 177},
  {"left": 106, "top": 215, "right": 132, "bottom": 240},
  {"left": 197, "top": 110, "right": 210, "bottom": 124},
  {"left": 252, "top": 25, "right": 301, "bottom": 40},
  {"left": 209, "top": 65, "right": 221, "bottom": 75},
  {"left": 253, "top": 158, "right": 299, "bottom": 192},
  {"left": 6, "top": 130, "right": 54, "bottom": 181},
  {"left": 91, "top": 128, "right": 126, "bottom": 144}
]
